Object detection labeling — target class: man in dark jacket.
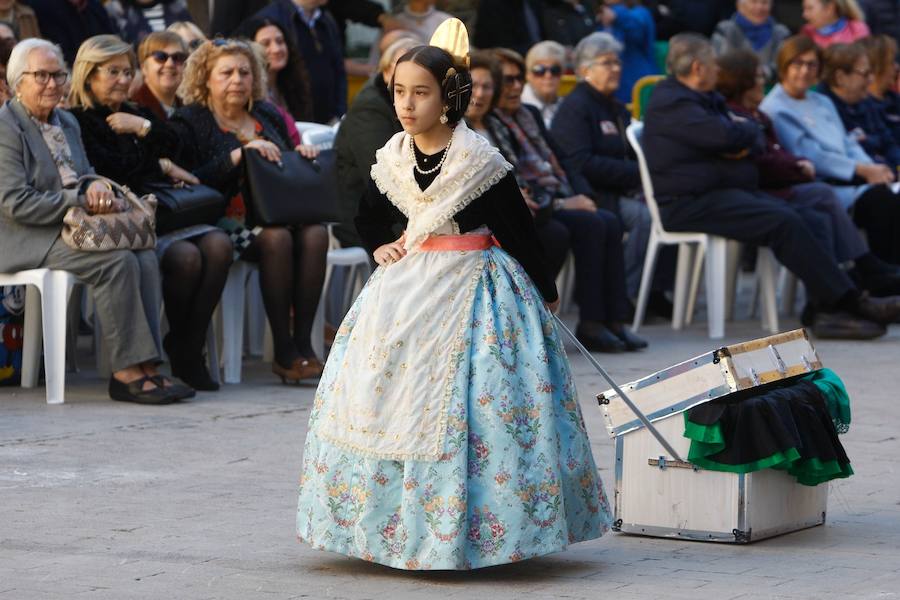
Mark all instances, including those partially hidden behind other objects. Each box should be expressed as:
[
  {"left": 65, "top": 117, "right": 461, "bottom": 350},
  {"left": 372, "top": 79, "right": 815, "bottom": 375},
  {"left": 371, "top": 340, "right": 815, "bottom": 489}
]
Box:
[
  {"left": 254, "top": 0, "right": 347, "bottom": 123},
  {"left": 26, "top": 0, "right": 119, "bottom": 64},
  {"left": 643, "top": 33, "right": 900, "bottom": 337},
  {"left": 473, "top": 0, "right": 543, "bottom": 56}
]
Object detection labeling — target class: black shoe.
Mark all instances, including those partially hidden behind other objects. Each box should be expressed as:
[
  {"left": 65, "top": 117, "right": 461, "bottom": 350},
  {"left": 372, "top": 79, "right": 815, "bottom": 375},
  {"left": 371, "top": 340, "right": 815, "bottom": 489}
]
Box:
[
  {"left": 811, "top": 311, "right": 886, "bottom": 340},
  {"left": 172, "top": 360, "right": 219, "bottom": 392},
  {"left": 576, "top": 322, "right": 627, "bottom": 353},
  {"left": 150, "top": 375, "right": 197, "bottom": 400},
  {"left": 609, "top": 325, "right": 648, "bottom": 351},
  {"left": 109, "top": 376, "right": 180, "bottom": 405},
  {"left": 855, "top": 292, "right": 900, "bottom": 325}
]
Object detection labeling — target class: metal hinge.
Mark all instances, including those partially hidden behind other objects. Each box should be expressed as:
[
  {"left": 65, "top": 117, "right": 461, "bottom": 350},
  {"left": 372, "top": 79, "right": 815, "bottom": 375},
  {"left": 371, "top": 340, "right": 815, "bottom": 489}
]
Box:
[
  {"left": 732, "top": 528, "right": 751, "bottom": 543},
  {"left": 648, "top": 456, "right": 698, "bottom": 471}
]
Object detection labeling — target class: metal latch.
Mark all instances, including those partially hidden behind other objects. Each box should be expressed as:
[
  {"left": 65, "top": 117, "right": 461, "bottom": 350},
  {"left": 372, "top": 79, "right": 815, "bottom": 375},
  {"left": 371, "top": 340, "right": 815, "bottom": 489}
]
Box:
[
  {"left": 768, "top": 344, "right": 787, "bottom": 375},
  {"left": 748, "top": 367, "right": 761, "bottom": 386},
  {"left": 649, "top": 456, "right": 698, "bottom": 471}
]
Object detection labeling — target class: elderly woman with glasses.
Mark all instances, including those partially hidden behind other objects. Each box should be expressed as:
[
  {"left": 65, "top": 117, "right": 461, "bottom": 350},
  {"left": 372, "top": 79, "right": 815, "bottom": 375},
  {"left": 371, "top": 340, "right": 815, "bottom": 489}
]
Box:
[
  {"left": 68, "top": 34, "right": 234, "bottom": 393},
  {"left": 170, "top": 39, "right": 328, "bottom": 383},
  {"left": 0, "top": 38, "right": 183, "bottom": 404},
  {"left": 762, "top": 35, "right": 900, "bottom": 264},
  {"left": 522, "top": 40, "right": 566, "bottom": 128},
  {"left": 132, "top": 31, "right": 189, "bottom": 121},
  {"left": 486, "top": 46, "right": 648, "bottom": 352},
  {"left": 551, "top": 32, "right": 669, "bottom": 315},
  {"left": 819, "top": 42, "right": 900, "bottom": 170}
]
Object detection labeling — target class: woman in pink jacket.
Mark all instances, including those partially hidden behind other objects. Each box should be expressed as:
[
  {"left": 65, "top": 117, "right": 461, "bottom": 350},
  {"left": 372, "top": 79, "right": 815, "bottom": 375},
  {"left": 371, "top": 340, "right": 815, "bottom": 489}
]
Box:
[{"left": 801, "top": 0, "right": 870, "bottom": 47}]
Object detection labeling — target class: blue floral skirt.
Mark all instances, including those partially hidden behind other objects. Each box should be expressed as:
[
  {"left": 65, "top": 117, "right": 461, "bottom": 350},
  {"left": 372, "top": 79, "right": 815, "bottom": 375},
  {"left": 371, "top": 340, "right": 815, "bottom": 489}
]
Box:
[{"left": 296, "top": 247, "right": 611, "bottom": 570}]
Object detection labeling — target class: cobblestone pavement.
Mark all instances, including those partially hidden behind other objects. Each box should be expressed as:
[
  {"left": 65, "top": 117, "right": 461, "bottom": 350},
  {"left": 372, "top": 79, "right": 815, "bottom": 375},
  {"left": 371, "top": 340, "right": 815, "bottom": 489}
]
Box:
[{"left": 1, "top": 318, "right": 899, "bottom": 600}]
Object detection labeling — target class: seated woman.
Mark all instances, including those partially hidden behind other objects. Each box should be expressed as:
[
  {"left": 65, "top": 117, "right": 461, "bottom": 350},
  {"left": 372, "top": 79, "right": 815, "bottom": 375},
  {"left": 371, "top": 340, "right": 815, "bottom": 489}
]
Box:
[
  {"left": 862, "top": 34, "right": 900, "bottom": 146},
  {"left": 761, "top": 34, "right": 900, "bottom": 265},
  {"left": 0, "top": 39, "right": 183, "bottom": 404},
  {"left": 711, "top": 0, "right": 791, "bottom": 85},
  {"left": 550, "top": 32, "right": 671, "bottom": 311},
  {"left": 521, "top": 40, "right": 565, "bottom": 128},
  {"left": 718, "top": 48, "right": 900, "bottom": 295},
  {"left": 485, "top": 46, "right": 647, "bottom": 352},
  {"left": 819, "top": 42, "right": 900, "bottom": 170},
  {"left": 68, "top": 34, "right": 233, "bottom": 392},
  {"left": 238, "top": 17, "right": 313, "bottom": 146},
  {"left": 465, "top": 49, "right": 571, "bottom": 296},
  {"left": 132, "top": 31, "right": 187, "bottom": 120},
  {"left": 801, "top": 0, "right": 869, "bottom": 47},
  {"left": 170, "top": 39, "right": 328, "bottom": 382},
  {"left": 334, "top": 35, "right": 420, "bottom": 249}
]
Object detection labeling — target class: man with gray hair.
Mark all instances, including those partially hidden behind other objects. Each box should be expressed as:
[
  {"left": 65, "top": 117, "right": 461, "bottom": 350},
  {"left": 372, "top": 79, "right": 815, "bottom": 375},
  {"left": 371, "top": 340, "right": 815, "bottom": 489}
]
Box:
[{"left": 641, "top": 33, "right": 900, "bottom": 338}]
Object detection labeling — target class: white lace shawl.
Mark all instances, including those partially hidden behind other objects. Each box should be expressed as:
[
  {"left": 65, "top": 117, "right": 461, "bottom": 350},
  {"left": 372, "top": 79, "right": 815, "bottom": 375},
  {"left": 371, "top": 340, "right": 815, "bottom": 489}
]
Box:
[{"left": 369, "top": 120, "right": 513, "bottom": 251}]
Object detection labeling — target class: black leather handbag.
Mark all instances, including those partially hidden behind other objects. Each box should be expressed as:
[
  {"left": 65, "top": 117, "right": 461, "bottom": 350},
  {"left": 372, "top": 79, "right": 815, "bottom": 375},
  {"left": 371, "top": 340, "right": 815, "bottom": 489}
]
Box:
[
  {"left": 141, "top": 181, "right": 225, "bottom": 235},
  {"left": 242, "top": 148, "right": 340, "bottom": 226}
]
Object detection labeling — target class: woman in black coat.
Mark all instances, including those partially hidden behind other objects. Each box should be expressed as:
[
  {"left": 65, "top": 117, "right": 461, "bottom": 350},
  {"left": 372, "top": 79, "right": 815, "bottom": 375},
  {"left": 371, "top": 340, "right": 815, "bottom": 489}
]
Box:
[
  {"left": 170, "top": 39, "right": 328, "bottom": 383},
  {"left": 69, "top": 34, "right": 232, "bottom": 392}
]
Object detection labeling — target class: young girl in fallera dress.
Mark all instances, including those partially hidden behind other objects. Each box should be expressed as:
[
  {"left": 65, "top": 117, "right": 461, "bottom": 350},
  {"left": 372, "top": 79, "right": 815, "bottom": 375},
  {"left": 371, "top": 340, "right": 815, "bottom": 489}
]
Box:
[{"left": 296, "top": 20, "right": 611, "bottom": 570}]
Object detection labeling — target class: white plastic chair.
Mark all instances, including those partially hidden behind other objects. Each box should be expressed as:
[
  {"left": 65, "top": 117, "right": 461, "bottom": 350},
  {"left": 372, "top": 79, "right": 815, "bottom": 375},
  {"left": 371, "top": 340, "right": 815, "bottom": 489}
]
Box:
[
  {"left": 555, "top": 252, "right": 576, "bottom": 314},
  {"left": 0, "top": 269, "right": 77, "bottom": 404},
  {"left": 626, "top": 121, "right": 779, "bottom": 339},
  {"left": 301, "top": 128, "right": 336, "bottom": 151}
]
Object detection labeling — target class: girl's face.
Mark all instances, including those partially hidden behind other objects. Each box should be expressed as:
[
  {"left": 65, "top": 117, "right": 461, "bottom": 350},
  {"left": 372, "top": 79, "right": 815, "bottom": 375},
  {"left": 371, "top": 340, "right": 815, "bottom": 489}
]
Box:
[
  {"left": 466, "top": 67, "right": 495, "bottom": 122},
  {"left": 393, "top": 60, "right": 446, "bottom": 136},
  {"left": 255, "top": 25, "right": 288, "bottom": 73},
  {"left": 803, "top": 0, "right": 837, "bottom": 29}
]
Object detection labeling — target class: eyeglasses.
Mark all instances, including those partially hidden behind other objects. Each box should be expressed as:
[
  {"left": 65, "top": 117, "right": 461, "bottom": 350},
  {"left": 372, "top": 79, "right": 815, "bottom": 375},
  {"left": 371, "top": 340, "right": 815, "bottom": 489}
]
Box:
[
  {"left": 150, "top": 50, "right": 188, "bottom": 65},
  {"left": 502, "top": 73, "right": 525, "bottom": 86},
  {"left": 591, "top": 58, "right": 622, "bottom": 69},
  {"left": 531, "top": 64, "right": 562, "bottom": 77},
  {"left": 95, "top": 65, "right": 135, "bottom": 80},
  {"left": 852, "top": 68, "right": 873, "bottom": 78},
  {"left": 211, "top": 38, "right": 249, "bottom": 49},
  {"left": 22, "top": 70, "right": 69, "bottom": 85},
  {"left": 790, "top": 59, "right": 819, "bottom": 71}
]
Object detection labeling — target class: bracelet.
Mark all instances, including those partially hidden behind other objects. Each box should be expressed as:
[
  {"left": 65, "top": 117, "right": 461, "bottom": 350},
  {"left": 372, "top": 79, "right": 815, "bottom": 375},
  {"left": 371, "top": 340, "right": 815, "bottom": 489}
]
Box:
[{"left": 101, "top": 180, "right": 113, "bottom": 192}]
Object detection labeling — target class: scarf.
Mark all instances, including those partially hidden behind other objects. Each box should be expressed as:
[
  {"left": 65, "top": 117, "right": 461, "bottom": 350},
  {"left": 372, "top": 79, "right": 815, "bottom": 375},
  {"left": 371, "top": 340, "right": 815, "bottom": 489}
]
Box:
[
  {"left": 817, "top": 17, "right": 847, "bottom": 36},
  {"left": 734, "top": 12, "right": 774, "bottom": 51},
  {"left": 487, "top": 107, "right": 572, "bottom": 198}
]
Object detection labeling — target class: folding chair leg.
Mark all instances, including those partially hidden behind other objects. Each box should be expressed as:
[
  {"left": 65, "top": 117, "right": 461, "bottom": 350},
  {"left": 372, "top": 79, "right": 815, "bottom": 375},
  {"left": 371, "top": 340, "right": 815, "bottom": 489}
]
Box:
[
  {"left": 672, "top": 242, "right": 696, "bottom": 330},
  {"left": 42, "top": 271, "right": 71, "bottom": 404},
  {"left": 20, "top": 284, "right": 43, "bottom": 388},
  {"left": 705, "top": 237, "right": 728, "bottom": 339}
]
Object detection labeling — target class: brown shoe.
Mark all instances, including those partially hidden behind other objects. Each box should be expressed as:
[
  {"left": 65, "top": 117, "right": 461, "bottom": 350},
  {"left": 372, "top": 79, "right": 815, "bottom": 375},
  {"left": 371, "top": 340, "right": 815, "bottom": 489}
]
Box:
[
  {"left": 272, "top": 357, "right": 324, "bottom": 384},
  {"left": 855, "top": 292, "right": 900, "bottom": 325}
]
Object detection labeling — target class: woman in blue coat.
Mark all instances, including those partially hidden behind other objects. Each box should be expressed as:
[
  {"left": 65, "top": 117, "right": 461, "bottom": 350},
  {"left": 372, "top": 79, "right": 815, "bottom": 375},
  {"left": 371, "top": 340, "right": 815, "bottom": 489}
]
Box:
[{"left": 598, "top": 0, "right": 659, "bottom": 104}]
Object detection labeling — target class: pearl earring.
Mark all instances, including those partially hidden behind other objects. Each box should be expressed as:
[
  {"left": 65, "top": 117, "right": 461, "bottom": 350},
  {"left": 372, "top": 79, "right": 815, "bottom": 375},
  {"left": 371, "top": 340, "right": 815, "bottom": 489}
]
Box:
[{"left": 439, "top": 113, "right": 449, "bottom": 124}]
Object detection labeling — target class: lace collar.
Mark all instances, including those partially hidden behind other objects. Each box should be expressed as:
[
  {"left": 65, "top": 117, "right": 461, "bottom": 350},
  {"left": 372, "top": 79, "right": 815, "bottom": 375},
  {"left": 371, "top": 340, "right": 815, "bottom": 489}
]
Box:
[{"left": 370, "top": 120, "right": 512, "bottom": 251}]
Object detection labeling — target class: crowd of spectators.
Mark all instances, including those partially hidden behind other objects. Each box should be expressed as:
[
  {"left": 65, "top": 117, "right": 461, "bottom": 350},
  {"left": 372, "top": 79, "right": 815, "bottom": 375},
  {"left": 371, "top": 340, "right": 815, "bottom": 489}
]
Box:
[{"left": 3, "top": 0, "right": 900, "bottom": 404}]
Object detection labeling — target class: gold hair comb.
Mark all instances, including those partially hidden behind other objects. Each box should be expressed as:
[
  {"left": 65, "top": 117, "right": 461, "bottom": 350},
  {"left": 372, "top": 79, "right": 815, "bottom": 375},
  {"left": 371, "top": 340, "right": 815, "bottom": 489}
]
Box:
[{"left": 429, "top": 17, "right": 470, "bottom": 69}]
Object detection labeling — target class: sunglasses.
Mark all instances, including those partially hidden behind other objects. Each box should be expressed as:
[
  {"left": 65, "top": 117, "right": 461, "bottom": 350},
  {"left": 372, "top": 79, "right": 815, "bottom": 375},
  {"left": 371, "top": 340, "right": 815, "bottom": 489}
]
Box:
[
  {"left": 531, "top": 64, "right": 562, "bottom": 77},
  {"left": 502, "top": 73, "right": 525, "bottom": 86},
  {"left": 150, "top": 50, "right": 188, "bottom": 65}
]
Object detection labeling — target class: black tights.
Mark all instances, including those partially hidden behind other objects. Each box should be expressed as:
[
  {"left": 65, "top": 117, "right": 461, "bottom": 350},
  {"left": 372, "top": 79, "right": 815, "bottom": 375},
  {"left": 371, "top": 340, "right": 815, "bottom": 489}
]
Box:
[
  {"left": 161, "top": 231, "right": 233, "bottom": 359},
  {"left": 243, "top": 225, "right": 329, "bottom": 366}
]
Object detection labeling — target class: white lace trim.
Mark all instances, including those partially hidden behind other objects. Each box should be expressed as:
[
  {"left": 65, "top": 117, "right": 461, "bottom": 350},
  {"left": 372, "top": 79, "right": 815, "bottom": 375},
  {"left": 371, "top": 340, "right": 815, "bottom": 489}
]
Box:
[{"left": 370, "top": 121, "right": 513, "bottom": 251}]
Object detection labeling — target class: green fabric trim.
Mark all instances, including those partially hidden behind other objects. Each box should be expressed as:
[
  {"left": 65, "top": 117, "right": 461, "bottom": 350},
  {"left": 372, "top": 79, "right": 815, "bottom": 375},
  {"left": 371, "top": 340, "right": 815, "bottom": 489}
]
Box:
[
  {"left": 682, "top": 413, "right": 724, "bottom": 444},
  {"left": 688, "top": 447, "right": 802, "bottom": 474},
  {"left": 802, "top": 368, "right": 851, "bottom": 433}
]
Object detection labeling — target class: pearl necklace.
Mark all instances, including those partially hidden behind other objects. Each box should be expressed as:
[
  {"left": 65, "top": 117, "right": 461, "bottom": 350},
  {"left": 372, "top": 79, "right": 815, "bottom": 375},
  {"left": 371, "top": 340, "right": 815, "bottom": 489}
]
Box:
[{"left": 410, "top": 135, "right": 452, "bottom": 175}]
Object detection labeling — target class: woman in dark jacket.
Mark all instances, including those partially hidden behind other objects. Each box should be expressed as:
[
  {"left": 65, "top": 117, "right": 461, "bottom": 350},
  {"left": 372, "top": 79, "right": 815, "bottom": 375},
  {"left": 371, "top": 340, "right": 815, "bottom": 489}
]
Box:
[
  {"left": 862, "top": 35, "right": 900, "bottom": 150},
  {"left": 820, "top": 42, "right": 900, "bottom": 170},
  {"left": 171, "top": 39, "right": 328, "bottom": 383},
  {"left": 550, "top": 32, "right": 670, "bottom": 308},
  {"left": 717, "top": 47, "right": 900, "bottom": 294},
  {"left": 69, "top": 35, "right": 233, "bottom": 391},
  {"left": 488, "top": 47, "right": 647, "bottom": 352}
]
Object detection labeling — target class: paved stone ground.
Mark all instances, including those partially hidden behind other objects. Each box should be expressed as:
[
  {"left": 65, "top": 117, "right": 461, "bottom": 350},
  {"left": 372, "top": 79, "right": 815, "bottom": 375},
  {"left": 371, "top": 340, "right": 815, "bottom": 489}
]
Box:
[{"left": 2, "top": 315, "right": 899, "bottom": 600}]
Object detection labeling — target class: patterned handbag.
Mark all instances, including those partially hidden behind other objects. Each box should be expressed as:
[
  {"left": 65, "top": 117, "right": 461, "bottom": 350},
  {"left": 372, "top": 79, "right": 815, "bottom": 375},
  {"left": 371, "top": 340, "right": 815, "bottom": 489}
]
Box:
[{"left": 62, "top": 175, "right": 157, "bottom": 251}]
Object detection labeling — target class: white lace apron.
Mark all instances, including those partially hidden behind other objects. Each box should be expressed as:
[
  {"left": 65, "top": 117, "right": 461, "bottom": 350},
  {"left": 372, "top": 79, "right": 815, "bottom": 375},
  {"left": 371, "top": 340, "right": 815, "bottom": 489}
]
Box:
[{"left": 315, "top": 123, "right": 512, "bottom": 461}]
